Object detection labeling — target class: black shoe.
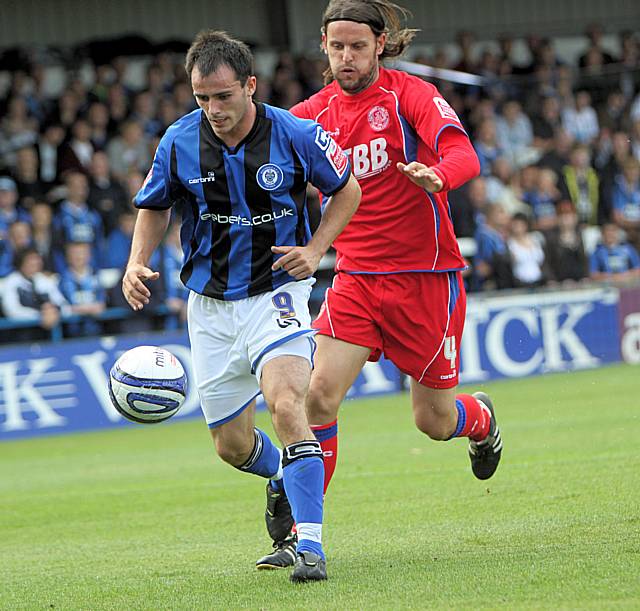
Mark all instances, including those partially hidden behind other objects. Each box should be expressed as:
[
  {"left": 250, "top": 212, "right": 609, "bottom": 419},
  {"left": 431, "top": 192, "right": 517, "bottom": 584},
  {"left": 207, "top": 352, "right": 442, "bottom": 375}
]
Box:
[
  {"left": 265, "top": 481, "right": 294, "bottom": 543},
  {"left": 468, "top": 392, "right": 503, "bottom": 480},
  {"left": 256, "top": 533, "right": 297, "bottom": 570},
  {"left": 290, "top": 551, "right": 327, "bottom": 583}
]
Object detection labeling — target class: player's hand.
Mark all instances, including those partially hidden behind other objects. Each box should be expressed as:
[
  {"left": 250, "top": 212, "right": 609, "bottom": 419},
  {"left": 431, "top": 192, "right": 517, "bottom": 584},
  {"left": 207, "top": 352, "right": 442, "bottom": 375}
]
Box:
[
  {"left": 122, "top": 263, "right": 160, "bottom": 311},
  {"left": 397, "top": 161, "right": 444, "bottom": 193},
  {"left": 271, "top": 245, "right": 323, "bottom": 280}
]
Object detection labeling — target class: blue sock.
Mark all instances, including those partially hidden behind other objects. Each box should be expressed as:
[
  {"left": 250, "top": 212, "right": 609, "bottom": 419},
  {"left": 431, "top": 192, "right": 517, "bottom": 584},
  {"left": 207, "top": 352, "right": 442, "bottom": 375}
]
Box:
[
  {"left": 237, "top": 428, "right": 282, "bottom": 480},
  {"left": 282, "top": 443, "right": 325, "bottom": 560}
]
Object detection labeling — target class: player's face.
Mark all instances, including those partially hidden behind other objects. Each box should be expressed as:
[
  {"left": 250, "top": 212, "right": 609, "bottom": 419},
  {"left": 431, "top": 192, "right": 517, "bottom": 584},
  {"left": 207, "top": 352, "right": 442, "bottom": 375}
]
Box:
[
  {"left": 323, "top": 21, "right": 385, "bottom": 95},
  {"left": 191, "top": 65, "right": 257, "bottom": 146}
]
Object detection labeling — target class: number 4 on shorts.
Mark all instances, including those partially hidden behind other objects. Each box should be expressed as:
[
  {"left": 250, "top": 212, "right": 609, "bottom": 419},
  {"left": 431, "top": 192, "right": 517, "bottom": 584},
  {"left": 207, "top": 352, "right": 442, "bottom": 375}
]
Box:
[{"left": 444, "top": 336, "right": 456, "bottom": 369}]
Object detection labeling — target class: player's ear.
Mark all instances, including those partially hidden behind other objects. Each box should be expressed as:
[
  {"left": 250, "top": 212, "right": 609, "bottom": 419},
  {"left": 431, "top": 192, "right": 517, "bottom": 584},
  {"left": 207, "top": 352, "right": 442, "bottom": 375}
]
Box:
[
  {"left": 376, "top": 33, "right": 386, "bottom": 56},
  {"left": 246, "top": 76, "right": 257, "bottom": 97},
  {"left": 321, "top": 33, "right": 328, "bottom": 54}
]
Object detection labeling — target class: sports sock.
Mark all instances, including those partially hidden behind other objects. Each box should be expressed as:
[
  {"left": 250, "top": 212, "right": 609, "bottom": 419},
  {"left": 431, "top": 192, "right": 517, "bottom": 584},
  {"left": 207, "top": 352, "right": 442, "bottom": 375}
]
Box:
[
  {"left": 282, "top": 440, "right": 325, "bottom": 559},
  {"left": 310, "top": 419, "right": 338, "bottom": 494},
  {"left": 236, "top": 428, "right": 283, "bottom": 479},
  {"left": 450, "top": 394, "right": 491, "bottom": 442}
]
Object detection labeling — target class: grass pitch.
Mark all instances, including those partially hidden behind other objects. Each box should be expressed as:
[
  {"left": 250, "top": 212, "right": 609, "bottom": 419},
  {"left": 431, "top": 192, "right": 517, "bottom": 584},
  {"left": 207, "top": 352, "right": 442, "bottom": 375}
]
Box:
[{"left": 2, "top": 363, "right": 639, "bottom": 610}]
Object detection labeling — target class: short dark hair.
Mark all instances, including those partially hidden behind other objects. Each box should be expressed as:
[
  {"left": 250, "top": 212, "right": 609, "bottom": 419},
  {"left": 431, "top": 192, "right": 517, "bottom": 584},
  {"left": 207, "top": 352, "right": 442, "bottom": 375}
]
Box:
[
  {"left": 13, "top": 246, "right": 40, "bottom": 270},
  {"left": 185, "top": 30, "right": 253, "bottom": 84}
]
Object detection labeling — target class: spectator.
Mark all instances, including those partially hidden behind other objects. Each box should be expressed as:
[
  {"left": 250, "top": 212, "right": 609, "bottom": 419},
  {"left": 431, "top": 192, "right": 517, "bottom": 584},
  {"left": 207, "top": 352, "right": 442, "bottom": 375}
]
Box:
[
  {"left": 14, "top": 146, "right": 47, "bottom": 209},
  {"left": 57, "top": 118, "right": 95, "bottom": 176},
  {"left": 450, "top": 176, "right": 488, "bottom": 238},
  {"left": 131, "top": 91, "right": 162, "bottom": 137},
  {"left": 1, "top": 247, "right": 69, "bottom": 342},
  {"left": 59, "top": 241, "right": 106, "bottom": 337},
  {"left": 163, "top": 221, "right": 188, "bottom": 327},
  {"left": 0, "top": 176, "right": 30, "bottom": 232},
  {"left": 599, "top": 131, "right": 632, "bottom": 223},
  {"left": 47, "top": 90, "right": 81, "bottom": 130},
  {"left": 473, "top": 118, "right": 502, "bottom": 176},
  {"left": 495, "top": 100, "right": 535, "bottom": 167},
  {"left": 106, "top": 120, "right": 152, "bottom": 181},
  {"left": 485, "top": 157, "right": 531, "bottom": 216},
  {"left": 532, "top": 95, "right": 562, "bottom": 151},
  {"left": 579, "top": 23, "right": 616, "bottom": 68},
  {"left": 562, "top": 91, "right": 599, "bottom": 144},
  {"left": 8, "top": 220, "right": 33, "bottom": 253},
  {"left": 523, "top": 167, "right": 561, "bottom": 231},
  {"left": 507, "top": 212, "right": 547, "bottom": 288},
  {"left": 86, "top": 102, "right": 111, "bottom": 150},
  {"left": 51, "top": 171, "right": 104, "bottom": 272},
  {"left": 611, "top": 157, "right": 640, "bottom": 249},
  {"left": 590, "top": 222, "right": 640, "bottom": 282},
  {"left": 599, "top": 90, "right": 630, "bottom": 133},
  {"left": 36, "top": 122, "right": 66, "bottom": 186},
  {"left": 545, "top": 201, "right": 589, "bottom": 283},
  {"left": 157, "top": 95, "right": 180, "bottom": 132},
  {"left": 105, "top": 83, "right": 130, "bottom": 129},
  {"left": 560, "top": 144, "right": 599, "bottom": 225},
  {"left": 30, "top": 201, "right": 55, "bottom": 272},
  {"left": 473, "top": 202, "right": 514, "bottom": 290},
  {"left": 537, "top": 128, "right": 574, "bottom": 176},
  {"left": 87, "top": 151, "right": 128, "bottom": 234},
  {"left": 0, "top": 96, "right": 39, "bottom": 169},
  {"left": 105, "top": 210, "right": 136, "bottom": 269}
]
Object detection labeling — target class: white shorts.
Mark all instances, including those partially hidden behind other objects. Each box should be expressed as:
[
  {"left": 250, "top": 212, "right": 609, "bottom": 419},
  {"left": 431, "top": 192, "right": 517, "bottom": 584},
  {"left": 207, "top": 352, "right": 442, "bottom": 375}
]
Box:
[{"left": 187, "top": 278, "right": 316, "bottom": 428}]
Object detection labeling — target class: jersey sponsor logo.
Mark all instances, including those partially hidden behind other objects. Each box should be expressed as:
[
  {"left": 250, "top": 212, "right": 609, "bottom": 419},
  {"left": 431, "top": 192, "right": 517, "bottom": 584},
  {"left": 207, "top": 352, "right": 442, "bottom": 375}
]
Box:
[
  {"left": 199, "top": 209, "right": 293, "bottom": 225},
  {"left": 256, "top": 163, "right": 284, "bottom": 191},
  {"left": 368, "top": 105, "right": 390, "bottom": 131},
  {"left": 188, "top": 171, "right": 216, "bottom": 184},
  {"left": 327, "top": 139, "right": 348, "bottom": 177},
  {"left": 314, "top": 125, "right": 332, "bottom": 151},
  {"left": 343, "top": 137, "right": 390, "bottom": 179},
  {"left": 433, "top": 97, "right": 461, "bottom": 123}
]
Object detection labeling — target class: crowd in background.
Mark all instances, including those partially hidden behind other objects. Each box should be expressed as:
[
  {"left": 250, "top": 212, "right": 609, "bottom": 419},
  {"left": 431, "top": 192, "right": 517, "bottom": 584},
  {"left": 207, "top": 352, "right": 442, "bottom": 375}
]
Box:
[{"left": 1, "top": 24, "right": 640, "bottom": 342}]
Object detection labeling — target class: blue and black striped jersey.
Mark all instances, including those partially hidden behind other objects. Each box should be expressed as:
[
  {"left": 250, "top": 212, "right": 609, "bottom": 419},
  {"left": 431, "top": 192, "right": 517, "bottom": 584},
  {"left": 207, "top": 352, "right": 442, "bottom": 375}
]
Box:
[{"left": 135, "top": 102, "right": 350, "bottom": 300}]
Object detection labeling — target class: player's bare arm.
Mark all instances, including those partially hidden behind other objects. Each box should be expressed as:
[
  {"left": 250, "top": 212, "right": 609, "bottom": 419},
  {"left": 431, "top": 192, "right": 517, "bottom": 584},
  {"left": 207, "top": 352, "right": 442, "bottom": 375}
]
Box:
[
  {"left": 272, "top": 174, "right": 361, "bottom": 279},
  {"left": 396, "top": 161, "right": 444, "bottom": 193},
  {"left": 122, "top": 208, "right": 171, "bottom": 311}
]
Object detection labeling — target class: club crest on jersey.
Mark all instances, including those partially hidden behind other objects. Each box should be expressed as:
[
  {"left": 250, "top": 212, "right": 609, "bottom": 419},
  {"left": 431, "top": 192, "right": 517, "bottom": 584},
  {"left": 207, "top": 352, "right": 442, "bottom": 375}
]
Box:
[
  {"left": 368, "top": 106, "right": 390, "bottom": 131},
  {"left": 433, "top": 97, "right": 461, "bottom": 122},
  {"left": 257, "top": 163, "right": 284, "bottom": 191}
]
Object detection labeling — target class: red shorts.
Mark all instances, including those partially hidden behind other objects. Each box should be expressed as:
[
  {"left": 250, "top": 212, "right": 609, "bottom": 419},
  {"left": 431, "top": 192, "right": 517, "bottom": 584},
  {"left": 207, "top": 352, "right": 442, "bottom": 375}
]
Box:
[{"left": 313, "top": 271, "right": 466, "bottom": 389}]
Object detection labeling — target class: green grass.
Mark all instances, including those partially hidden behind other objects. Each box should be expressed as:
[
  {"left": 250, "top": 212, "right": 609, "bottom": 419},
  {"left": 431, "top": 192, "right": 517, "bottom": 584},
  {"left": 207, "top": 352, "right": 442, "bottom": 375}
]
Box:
[{"left": 2, "top": 363, "right": 639, "bottom": 610}]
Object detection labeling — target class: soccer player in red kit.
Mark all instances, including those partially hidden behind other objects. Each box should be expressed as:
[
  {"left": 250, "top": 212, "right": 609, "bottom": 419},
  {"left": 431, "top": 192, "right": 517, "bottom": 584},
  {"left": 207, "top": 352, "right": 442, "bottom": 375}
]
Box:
[{"left": 257, "top": 0, "right": 503, "bottom": 569}]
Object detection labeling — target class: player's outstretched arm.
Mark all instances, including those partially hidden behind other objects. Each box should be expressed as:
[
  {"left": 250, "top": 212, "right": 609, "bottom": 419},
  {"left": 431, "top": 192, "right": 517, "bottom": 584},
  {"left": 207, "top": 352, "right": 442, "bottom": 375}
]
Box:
[
  {"left": 272, "top": 174, "right": 361, "bottom": 280},
  {"left": 122, "top": 208, "right": 171, "bottom": 311}
]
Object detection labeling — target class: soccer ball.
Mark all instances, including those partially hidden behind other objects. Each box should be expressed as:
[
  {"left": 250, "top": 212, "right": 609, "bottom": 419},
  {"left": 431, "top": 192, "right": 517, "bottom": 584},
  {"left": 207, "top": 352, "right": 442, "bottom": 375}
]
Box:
[{"left": 109, "top": 346, "right": 187, "bottom": 424}]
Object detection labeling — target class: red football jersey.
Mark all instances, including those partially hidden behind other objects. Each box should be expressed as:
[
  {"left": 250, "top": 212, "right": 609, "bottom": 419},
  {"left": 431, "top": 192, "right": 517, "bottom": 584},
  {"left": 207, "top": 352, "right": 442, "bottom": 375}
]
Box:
[{"left": 291, "top": 67, "right": 475, "bottom": 273}]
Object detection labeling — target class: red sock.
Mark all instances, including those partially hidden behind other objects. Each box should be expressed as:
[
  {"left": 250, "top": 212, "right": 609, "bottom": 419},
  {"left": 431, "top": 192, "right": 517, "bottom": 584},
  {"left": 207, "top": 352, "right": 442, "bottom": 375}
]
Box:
[
  {"left": 310, "top": 420, "right": 338, "bottom": 494},
  {"left": 452, "top": 394, "right": 491, "bottom": 441}
]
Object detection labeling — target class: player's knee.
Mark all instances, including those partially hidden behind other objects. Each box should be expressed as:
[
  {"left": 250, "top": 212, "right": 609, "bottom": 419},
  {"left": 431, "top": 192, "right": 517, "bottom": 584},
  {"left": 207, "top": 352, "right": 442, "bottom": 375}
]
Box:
[
  {"left": 214, "top": 437, "right": 250, "bottom": 467},
  {"left": 306, "top": 375, "right": 341, "bottom": 422},
  {"left": 270, "top": 395, "right": 303, "bottom": 426},
  {"left": 414, "top": 413, "right": 454, "bottom": 441}
]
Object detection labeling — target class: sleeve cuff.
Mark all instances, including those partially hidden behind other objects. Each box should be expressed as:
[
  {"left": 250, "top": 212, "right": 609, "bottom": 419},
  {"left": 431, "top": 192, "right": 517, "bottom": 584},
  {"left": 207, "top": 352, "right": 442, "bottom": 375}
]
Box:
[{"left": 431, "top": 166, "right": 449, "bottom": 192}]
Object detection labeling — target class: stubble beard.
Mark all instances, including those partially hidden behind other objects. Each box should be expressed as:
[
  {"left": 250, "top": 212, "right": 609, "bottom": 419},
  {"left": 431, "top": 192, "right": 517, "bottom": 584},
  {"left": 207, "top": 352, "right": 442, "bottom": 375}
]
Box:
[{"left": 335, "top": 64, "right": 379, "bottom": 95}]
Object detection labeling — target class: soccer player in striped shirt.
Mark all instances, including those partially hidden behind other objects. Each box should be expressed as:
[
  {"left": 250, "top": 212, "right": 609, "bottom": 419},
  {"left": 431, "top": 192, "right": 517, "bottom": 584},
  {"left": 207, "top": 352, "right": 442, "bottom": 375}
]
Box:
[
  {"left": 122, "top": 30, "right": 361, "bottom": 582},
  {"left": 258, "top": 0, "right": 503, "bottom": 568}
]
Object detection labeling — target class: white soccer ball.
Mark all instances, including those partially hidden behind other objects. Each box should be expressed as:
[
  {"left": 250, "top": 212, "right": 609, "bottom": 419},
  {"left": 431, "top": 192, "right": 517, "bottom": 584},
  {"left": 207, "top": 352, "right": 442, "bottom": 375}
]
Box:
[{"left": 109, "top": 346, "right": 187, "bottom": 424}]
